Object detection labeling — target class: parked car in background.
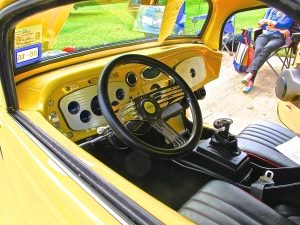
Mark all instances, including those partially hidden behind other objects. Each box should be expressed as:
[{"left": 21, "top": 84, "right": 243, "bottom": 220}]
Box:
[{"left": 0, "top": 0, "right": 300, "bottom": 224}]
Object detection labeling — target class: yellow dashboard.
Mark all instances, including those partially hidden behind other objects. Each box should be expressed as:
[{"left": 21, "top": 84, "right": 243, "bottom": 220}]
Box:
[{"left": 16, "top": 44, "right": 221, "bottom": 142}]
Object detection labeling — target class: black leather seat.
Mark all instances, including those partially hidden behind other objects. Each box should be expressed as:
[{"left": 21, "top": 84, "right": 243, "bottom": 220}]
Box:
[
  {"left": 179, "top": 180, "right": 297, "bottom": 225},
  {"left": 237, "top": 120, "right": 297, "bottom": 167}
]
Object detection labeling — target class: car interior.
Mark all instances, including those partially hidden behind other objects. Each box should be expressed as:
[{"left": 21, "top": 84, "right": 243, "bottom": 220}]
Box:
[{"left": 8, "top": 0, "right": 300, "bottom": 224}]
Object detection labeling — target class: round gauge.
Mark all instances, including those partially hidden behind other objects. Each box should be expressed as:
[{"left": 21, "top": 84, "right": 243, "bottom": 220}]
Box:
[
  {"left": 150, "top": 83, "right": 161, "bottom": 90},
  {"left": 91, "top": 96, "right": 102, "bottom": 116},
  {"left": 190, "top": 68, "right": 196, "bottom": 78},
  {"left": 116, "top": 88, "right": 126, "bottom": 101},
  {"left": 150, "top": 83, "right": 162, "bottom": 99},
  {"left": 111, "top": 101, "right": 119, "bottom": 107},
  {"left": 141, "top": 66, "right": 161, "bottom": 80},
  {"left": 80, "top": 110, "right": 91, "bottom": 123},
  {"left": 111, "top": 101, "right": 119, "bottom": 113},
  {"left": 68, "top": 101, "right": 80, "bottom": 115},
  {"left": 126, "top": 72, "right": 137, "bottom": 86}
]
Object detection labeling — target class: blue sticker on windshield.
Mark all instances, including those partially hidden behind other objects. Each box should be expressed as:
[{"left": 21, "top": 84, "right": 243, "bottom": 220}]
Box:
[{"left": 14, "top": 43, "right": 42, "bottom": 68}]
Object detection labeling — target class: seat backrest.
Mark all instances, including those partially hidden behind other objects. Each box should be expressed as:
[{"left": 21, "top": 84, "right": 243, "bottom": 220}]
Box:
[
  {"left": 224, "top": 15, "right": 235, "bottom": 34},
  {"left": 174, "top": 2, "right": 186, "bottom": 35},
  {"left": 289, "top": 21, "right": 300, "bottom": 54},
  {"left": 290, "top": 21, "right": 300, "bottom": 35}
]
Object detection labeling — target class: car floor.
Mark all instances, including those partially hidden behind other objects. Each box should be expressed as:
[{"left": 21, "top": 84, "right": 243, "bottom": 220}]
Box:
[
  {"left": 199, "top": 51, "right": 286, "bottom": 135},
  {"left": 85, "top": 127, "right": 215, "bottom": 211}
]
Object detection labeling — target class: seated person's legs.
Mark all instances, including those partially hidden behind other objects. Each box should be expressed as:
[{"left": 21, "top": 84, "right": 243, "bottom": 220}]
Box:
[{"left": 242, "top": 34, "right": 285, "bottom": 93}]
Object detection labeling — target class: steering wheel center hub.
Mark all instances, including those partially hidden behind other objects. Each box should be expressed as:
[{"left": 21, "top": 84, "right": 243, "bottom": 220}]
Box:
[{"left": 142, "top": 100, "right": 156, "bottom": 115}]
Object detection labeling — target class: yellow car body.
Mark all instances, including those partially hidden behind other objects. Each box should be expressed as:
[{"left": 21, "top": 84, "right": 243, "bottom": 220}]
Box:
[{"left": 2, "top": 0, "right": 299, "bottom": 224}]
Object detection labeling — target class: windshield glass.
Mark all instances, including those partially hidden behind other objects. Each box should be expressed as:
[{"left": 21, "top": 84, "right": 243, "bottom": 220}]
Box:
[{"left": 13, "top": 0, "right": 209, "bottom": 69}]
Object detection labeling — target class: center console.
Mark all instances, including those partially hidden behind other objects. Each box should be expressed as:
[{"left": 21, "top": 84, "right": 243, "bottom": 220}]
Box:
[{"left": 177, "top": 118, "right": 252, "bottom": 183}]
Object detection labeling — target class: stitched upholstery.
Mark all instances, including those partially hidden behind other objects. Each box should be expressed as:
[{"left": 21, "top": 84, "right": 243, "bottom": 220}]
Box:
[
  {"left": 237, "top": 120, "right": 297, "bottom": 167},
  {"left": 179, "top": 180, "right": 295, "bottom": 225}
]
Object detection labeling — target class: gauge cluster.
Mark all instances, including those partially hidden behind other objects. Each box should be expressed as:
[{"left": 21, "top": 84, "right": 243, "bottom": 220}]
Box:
[
  {"left": 141, "top": 66, "right": 161, "bottom": 80},
  {"left": 58, "top": 76, "right": 168, "bottom": 131},
  {"left": 59, "top": 82, "right": 129, "bottom": 131},
  {"left": 57, "top": 55, "right": 206, "bottom": 132}
]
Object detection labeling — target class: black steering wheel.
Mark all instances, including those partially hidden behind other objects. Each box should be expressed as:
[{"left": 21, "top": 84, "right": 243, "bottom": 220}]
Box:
[{"left": 98, "top": 54, "right": 203, "bottom": 159}]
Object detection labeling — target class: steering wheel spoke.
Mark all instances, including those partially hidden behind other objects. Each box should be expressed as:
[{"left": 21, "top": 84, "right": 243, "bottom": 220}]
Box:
[
  {"left": 115, "top": 100, "right": 143, "bottom": 123},
  {"left": 150, "top": 84, "right": 185, "bottom": 109},
  {"left": 151, "top": 119, "right": 186, "bottom": 147}
]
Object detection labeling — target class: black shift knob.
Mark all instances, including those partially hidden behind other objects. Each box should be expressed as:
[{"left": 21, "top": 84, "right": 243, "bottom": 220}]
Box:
[
  {"left": 210, "top": 118, "right": 240, "bottom": 156},
  {"left": 213, "top": 118, "right": 233, "bottom": 137}
]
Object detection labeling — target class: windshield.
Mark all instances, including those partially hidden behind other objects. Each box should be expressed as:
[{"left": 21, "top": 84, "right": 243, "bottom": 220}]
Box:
[{"left": 13, "top": 0, "right": 209, "bottom": 69}]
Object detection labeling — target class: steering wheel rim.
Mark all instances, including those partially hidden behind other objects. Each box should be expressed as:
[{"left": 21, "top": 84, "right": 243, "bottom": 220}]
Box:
[{"left": 98, "top": 54, "right": 203, "bottom": 159}]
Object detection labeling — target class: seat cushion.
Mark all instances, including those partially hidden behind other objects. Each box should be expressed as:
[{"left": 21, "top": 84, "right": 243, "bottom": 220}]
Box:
[
  {"left": 178, "top": 180, "right": 295, "bottom": 225},
  {"left": 237, "top": 120, "right": 297, "bottom": 167}
]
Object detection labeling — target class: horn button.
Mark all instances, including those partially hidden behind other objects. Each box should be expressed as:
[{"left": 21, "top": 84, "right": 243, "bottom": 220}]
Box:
[{"left": 141, "top": 100, "right": 157, "bottom": 116}]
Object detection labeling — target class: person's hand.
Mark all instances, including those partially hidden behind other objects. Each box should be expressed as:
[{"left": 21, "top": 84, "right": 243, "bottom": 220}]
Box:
[
  {"left": 258, "top": 19, "right": 274, "bottom": 27},
  {"left": 258, "top": 19, "right": 268, "bottom": 27}
]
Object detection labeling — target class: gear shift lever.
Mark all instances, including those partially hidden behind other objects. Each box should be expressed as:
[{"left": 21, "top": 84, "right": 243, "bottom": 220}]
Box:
[
  {"left": 213, "top": 118, "right": 233, "bottom": 137},
  {"left": 210, "top": 118, "right": 241, "bottom": 156}
]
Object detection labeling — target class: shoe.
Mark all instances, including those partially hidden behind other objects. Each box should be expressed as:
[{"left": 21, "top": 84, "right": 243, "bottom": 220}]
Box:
[
  {"left": 243, "top": 80, "right": 253, "bottom": 93},
  {"left": 241, "top": 73, "right": 253, "bottom": 86}
]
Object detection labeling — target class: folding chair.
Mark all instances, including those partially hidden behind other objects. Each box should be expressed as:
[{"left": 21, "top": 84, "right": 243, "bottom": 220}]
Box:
[
  {"left": 266, "top": 22, "right": 300, "bottom": 76},
  {"left": 189, "top": 14, "right": 207, "bottom": 35},
  {"left": 266, "top": 34, "right": 300, "bottom": 76},
  {"left": 294, "top": 44, "right": 300, "bottom": 65},
  {"left": 221, "top": 15, "right": 236, "bottom": 56},
  {"left": 189, "top": 14, "right": 235, "bottom": 55},
  {"left": 285, "top": 33, "right": 300, "bottom": 67}
]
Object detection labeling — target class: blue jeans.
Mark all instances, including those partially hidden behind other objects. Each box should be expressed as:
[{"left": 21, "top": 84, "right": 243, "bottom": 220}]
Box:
[{"left": 247, "top": 34, "right": 285, "bottom": 82}]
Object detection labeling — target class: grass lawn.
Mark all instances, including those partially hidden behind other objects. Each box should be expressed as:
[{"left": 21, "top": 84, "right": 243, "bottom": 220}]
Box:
[
  {"left": 52, "top": 2, "right": 273, "bottom": 52},
  {"left": 235, "top": 9, "right": 266, "bottom": 33},
  {"left": 53, "top": 4, "right": 145, "bottom": 49}
]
